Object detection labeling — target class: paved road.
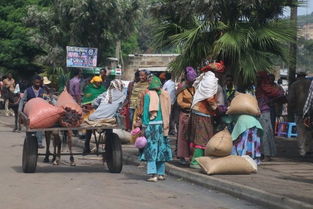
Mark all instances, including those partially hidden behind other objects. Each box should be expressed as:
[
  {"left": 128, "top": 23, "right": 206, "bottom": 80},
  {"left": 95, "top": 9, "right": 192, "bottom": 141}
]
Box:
[{"left": 0, "top": 115, "right": 263, "bottom": 209}]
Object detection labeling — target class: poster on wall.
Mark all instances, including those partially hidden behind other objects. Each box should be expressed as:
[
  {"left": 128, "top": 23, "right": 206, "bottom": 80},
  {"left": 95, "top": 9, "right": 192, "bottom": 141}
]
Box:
[{"left": 66, "top": 46, "right": 98, "bottom": 68}]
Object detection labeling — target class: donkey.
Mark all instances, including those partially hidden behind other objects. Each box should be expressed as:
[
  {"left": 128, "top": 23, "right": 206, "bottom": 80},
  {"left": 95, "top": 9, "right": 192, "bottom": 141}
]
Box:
[
  {"left": 44, "top": 131, "right": 76, "bottom": 166},
  {"left": 2, "top": 87, "right": 21, "bottom": 131},
  {"left": 44, "top": 131, "right": 62, "bottom": 165}
]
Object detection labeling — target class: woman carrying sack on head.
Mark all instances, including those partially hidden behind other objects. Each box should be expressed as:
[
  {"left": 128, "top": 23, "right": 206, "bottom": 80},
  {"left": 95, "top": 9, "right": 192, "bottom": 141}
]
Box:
[
  {"left": 176, "top": 67, "right": 197, "bottom": 165},
  {"left": 189, "top": 62, "right": 224, "bottom": 169},
  {"left": 140, "top": 76, "right": 172, "bottom": 182}
]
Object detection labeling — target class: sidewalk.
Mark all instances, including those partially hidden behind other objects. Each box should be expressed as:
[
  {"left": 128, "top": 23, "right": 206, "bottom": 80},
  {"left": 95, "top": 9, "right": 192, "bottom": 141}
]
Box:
[{"left": 122, "top": 136, "right": 313, "bottom": 209}]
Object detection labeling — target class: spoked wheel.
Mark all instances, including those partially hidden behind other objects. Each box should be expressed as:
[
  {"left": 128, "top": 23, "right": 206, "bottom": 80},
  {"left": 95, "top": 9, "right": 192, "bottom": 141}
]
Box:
[
  {"left": 104, "top": 132, "right": 122, "bottom": 173},
  {"left": 22, "top": 134, "right": 38, "bottom": 173}
]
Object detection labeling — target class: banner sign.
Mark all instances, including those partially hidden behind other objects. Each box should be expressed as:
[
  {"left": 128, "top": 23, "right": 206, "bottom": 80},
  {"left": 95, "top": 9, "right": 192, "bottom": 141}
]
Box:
[{"left": 66, "top": 46, "right": 97, "bottom": 68}]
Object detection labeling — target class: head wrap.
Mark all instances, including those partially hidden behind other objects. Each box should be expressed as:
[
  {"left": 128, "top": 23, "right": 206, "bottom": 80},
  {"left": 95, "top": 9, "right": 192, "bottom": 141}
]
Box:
[
  {"left": 108, "top": 79, "right": 124, "bottom": 91},
  {"left": 149, "top": 76, "right": 162, "bottom": 94},
  {"left": 185, "top": 67, "right": 197, "bottom": 82},
  {"left": 105, "top": 79, "right": 124, "bottom": 104},
  {"left": 200, "top": 61, "right": 225, "bottom": 73},
  {"left": 91, "top": 76, "right": 103, "bottom": 83}
]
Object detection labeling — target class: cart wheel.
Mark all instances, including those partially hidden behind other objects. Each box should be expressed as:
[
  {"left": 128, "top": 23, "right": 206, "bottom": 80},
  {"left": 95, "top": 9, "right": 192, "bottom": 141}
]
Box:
[
  {"left": 104, "top": 133, "right": 122, "bottom": 173},
  {"left": 22, "top": 135, "right": 38, "bottom": 173}
]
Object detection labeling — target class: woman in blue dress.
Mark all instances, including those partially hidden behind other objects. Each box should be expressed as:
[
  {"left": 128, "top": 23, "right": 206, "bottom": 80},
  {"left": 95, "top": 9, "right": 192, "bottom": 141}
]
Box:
[{"left": 140, "top": 76, "right": 172, "bottom": 182}]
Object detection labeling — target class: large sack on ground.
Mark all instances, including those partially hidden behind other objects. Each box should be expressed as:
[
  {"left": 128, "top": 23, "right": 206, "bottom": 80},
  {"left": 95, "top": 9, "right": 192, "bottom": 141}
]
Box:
[
  {"left": 196, "top": 155, "right": 257, "bottom": 175},
  {"left": 205, "top": 129, "right": 232, "bottom": 157},
  {"left": 226, "top": 93, "right": 260, "bottom": 116},
  {"left": 24, "top": 98, "right": 64, "bottom": 129},
  {"left": 56, "top": 89, "right": 82, "bottom": 114}
]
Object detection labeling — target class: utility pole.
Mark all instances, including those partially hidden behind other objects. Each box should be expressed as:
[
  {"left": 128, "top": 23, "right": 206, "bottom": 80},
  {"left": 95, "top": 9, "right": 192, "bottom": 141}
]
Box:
[{"left": 289, "top": 1, "right": 297, "bottom": 85}]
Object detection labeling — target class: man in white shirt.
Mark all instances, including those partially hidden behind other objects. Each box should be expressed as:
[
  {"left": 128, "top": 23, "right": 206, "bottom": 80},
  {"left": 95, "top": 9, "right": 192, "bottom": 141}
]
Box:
[
  {"left": 162, "top": 73, "right": 176, "bottom": 105},
  {"left": 162, "top": 72, "right": 177, "bottom": 135}
]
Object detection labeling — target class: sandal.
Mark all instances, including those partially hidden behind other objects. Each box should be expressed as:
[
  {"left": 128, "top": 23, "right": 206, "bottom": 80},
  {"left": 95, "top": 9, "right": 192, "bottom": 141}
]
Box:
[{"left": 147, "top": 175, "right": 158, "bottom": 182}]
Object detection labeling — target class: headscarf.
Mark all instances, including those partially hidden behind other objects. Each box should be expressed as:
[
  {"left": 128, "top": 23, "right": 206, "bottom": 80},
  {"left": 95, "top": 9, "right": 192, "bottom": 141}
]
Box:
[
  {"left": 105, "top": 79, "right": 124, "bottom": 104},
  {"left": 91, "top": 76, "right": 102, "bottom": 83},
  {"left": 82, "top": 82, "right": 106, "bottom": 105},
  {"left": 256, "top": 71, "right": 270, "bottom": 84},
  {"left": 185, "top": 66, "right": 197, "bottom": 82},
  {"left": 149, "top": 76, "right": 162, "bottom": 91},
  {"left": 191, "top": 71, "right": 218, "bottom": 108},
  {"left": 200, "top": 61, "right": 225, "bottom": 73}
]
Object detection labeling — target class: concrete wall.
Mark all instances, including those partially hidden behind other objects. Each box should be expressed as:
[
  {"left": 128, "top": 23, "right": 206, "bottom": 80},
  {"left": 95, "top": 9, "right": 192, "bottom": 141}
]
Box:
[{"left": 122, "top": 54, "right": 178, "bottom": 80}]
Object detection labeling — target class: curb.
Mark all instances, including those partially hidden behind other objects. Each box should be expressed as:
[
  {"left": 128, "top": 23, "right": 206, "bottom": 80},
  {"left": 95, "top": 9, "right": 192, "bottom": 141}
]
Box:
[
  {"left": 72, "top": 138, "right": 312, "bottom": 209},
  {"left": 123, "top": 151, "right": 313, "bottom": 209}
]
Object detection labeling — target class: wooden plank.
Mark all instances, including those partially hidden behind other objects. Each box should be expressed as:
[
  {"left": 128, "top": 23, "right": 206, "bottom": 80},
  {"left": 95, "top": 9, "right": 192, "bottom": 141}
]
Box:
[
  {"left": 37, "top": 152, "right": 106, "bottom": 156},
  {"left": 26, "top": 125, "right": 118, "bottom": 132},
  {"left": 19, "top": 111, "right": 30, "bottom": 128}
]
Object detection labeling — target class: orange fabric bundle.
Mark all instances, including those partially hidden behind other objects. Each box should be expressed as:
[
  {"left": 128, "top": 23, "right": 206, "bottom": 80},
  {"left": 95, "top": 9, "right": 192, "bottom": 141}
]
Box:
[
  {"left": 24, "top": 98, "right": 64, "bottom": 129},
  {"left": 200, "top": 61, "right": 225, "bottom": 73},
  {"left": 56, "top": 89, "right": 83, "bottom": 115}
]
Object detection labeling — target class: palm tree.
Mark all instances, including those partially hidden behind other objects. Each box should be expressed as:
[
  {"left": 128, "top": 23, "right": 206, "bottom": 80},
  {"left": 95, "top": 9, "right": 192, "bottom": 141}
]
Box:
[{"left": 152, "top": 0, "right": 297, "bottom": 84}]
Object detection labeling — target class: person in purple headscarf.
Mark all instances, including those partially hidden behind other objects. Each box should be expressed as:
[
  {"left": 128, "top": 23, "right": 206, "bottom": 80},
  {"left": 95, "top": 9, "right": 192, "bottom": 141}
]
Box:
[{"left": 175, "top": 67, "right": 197, "bottom": 165}]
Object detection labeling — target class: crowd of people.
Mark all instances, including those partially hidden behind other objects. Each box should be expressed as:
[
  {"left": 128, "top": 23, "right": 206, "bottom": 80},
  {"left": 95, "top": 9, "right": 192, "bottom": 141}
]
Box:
[
  {"left": 125, "top": 64, "right": 313, "bottom": 181},
  {"left": 0, "top": 65, "right": 313, "bottom": 181}
]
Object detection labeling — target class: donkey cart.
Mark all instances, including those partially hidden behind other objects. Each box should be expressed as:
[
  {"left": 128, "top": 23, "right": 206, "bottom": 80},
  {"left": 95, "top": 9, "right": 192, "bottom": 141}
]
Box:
[{"left": 19, "top": 112, "right": 123, "bottom": 174}]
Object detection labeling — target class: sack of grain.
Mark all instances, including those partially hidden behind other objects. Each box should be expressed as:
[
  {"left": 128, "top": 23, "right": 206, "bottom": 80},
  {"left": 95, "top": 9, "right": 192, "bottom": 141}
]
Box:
[
  {"left": 226, "top": 93, "right": 260, "bottom": 116},
  {"left": 196, "top": 155, "right": 257, "bottom": 175},
  {"left": 57, "top": 89, "right": 83, "bottom": 127},
  {"left": 56, "top": 89, "right": 82, "bottom": 115},
  {"left": 205, "top": 129, "right": 232, "bottom": 157},
  {"left": 24, "top": 98, "right": 64, "bottom": 129}
]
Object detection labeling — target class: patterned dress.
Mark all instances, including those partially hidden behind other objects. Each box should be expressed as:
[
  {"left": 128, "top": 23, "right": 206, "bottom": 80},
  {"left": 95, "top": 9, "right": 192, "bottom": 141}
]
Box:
[
  {"left": 232, "top": 127, "right": 261, "bottom": 165},
  {"left": 140, "top": 93, "right": 172, "bottom": 162}
]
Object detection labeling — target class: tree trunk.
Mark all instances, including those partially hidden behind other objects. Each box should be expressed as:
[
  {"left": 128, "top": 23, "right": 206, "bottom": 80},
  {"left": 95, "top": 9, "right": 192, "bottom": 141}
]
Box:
[
  {"left": 288, "top": 4, "right": 297, "bottom": 86},
  {"left": 115, "top": 40, "right": 121, "bottom": 62}
]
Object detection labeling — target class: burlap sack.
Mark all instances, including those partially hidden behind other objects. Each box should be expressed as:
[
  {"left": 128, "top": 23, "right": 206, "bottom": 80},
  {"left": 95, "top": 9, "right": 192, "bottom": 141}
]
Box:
[
  {"left": 205, "top": 129, "right": 232, "bottom": 157},
  {"left": 226, "top": 93, "right": 260, "bottom": 116},
  {"left": 196, "top": 155, "right": 257, "bottom": 175}
]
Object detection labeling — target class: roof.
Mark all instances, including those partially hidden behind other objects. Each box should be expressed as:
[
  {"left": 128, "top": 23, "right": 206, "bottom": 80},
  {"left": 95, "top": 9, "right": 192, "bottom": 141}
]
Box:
[
  {"left": 128, "top": 54, "right": 179, "bottom": 57},
  {"left": 139, "top": 67, "right": 168, "bottom": 72}
]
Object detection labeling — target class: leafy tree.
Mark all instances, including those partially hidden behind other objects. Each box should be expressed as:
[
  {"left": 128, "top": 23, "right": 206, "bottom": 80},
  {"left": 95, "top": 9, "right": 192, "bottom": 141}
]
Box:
[
  {"left": 0, "top": 0, "right": 45, "bottom": 78},
  {"left": 25, "top": 0, "right": 141, "bottom": 69},
  {"left": 151, "top": 0, "right": 297, "bottom": 84}
]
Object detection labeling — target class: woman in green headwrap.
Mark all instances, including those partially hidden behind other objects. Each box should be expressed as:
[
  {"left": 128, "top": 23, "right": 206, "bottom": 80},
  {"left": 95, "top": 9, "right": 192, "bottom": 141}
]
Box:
[
  {"left": 140, "top": 75, "right": 172, "bottom": 182},
  {"left": 82, "top": 76, "right": 106, "bottom": 105}
]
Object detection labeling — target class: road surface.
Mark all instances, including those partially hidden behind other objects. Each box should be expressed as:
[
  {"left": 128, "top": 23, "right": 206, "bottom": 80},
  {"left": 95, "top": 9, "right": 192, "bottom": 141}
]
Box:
[{"left": 0, "top": 115, "right": 263, "bottom": 209}]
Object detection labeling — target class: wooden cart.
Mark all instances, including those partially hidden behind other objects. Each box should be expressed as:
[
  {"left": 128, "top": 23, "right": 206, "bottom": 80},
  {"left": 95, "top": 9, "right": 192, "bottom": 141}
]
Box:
[{"left": 19, "top": 112, "right": 123, "bottom": 174}]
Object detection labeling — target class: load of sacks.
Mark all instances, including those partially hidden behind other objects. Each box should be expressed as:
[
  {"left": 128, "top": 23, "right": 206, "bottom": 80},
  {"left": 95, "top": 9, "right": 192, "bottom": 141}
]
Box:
[
  {"left": 23, "top": 89, "right": 83, "bottom": 129},
  {"left": 196, "top": 93, "right": 260, "bottom": 175}
]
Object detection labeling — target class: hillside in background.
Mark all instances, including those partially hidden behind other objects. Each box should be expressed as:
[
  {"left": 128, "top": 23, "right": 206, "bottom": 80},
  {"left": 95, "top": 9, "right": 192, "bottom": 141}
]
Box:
[
  {"left": 298, "top": 14, "right": 313, "bottom": 40},
  {"left": 298, "top": 13, "right": 313, "bottom": 27}
]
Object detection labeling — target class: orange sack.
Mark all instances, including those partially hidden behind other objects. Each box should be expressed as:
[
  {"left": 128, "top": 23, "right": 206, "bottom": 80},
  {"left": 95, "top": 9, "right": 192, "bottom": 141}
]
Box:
[
  {"left": 24, "top": 98, "right": 64, "bottom": 129},
  {"left": 56, "top": 89, "right": 82, "bottom": 114}
]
